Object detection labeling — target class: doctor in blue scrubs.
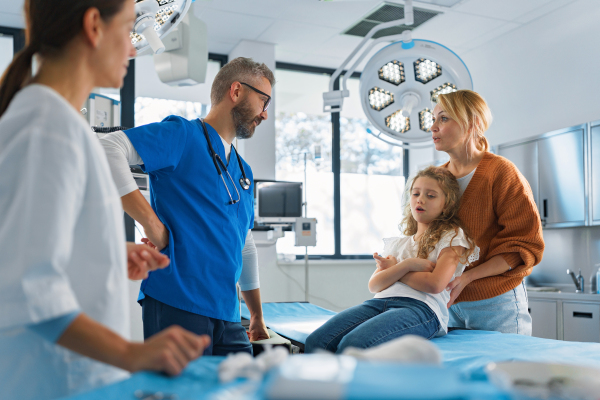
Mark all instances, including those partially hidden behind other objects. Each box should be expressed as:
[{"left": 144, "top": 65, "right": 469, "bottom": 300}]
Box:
[{"left": 100, "top": 57, "right": 273, "bottom": 355}]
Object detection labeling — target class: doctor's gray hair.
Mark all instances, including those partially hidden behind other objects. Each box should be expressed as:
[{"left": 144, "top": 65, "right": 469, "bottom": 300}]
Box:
[{"left": 211, "top": 57, "right": 275, "bottom": 105}]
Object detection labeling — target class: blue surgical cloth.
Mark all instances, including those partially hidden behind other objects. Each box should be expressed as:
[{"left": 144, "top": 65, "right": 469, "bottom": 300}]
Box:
[
  {"left": 125, "top": 117, "right": 254, "bottom": 322},
  {"left": 28, "top": 311, "right": 80, "bottom": 343}
]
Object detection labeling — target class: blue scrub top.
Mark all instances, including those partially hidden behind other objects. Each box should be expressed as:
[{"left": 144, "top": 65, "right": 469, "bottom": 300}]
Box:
[{"left": 126, "top": 116, "right": 254, "bottom": 322}]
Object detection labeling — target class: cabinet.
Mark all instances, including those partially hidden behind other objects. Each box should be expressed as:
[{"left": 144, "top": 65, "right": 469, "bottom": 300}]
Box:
[
  {"left": 562, "top": 302, "right": 600, "bottom": 342},
  {"left": 591, "top": 122, "right": 600, "bottom": 225},
  {"left": 528, "top": 299, "right": 557, "bottom": 339},
  {"left": 537, "top": 128, "right": 586, "bottom": 227},
  {"left": 498, "top": 141, "right": 538, "bottom": 206},
  {"left": 527, "top": 292, "right": 600, "bottom": 343},
  {"left": 497, "top": 124, "right": 588, "bottom": 228}
]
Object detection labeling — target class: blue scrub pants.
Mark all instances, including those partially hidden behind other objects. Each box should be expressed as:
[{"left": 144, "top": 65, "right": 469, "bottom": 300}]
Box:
[
  {"left": 305, "top": 297, "right": 440, "bottom": 354},
  {"left": 141, "top": 295, "right": 253, "bottom": 356}
]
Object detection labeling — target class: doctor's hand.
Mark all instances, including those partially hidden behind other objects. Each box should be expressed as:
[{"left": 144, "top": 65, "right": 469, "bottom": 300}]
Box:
[
  {"left": 446, "top": 271, "right": 473, "bottom": 308},
  {"left": 126, "top": 326, "right": 211, "bottom": 376},
  {"left": 248, "top": 318, "right": 269, "bottom": 342},
  {"left": 143, "top": 221, "right": 169, "bottom": 251},
  {"left": 126, "top": 242, "right": 170, "bottom": 280},
  {"left": 373, "top": 253, "right": 398, "bottom": 270}
]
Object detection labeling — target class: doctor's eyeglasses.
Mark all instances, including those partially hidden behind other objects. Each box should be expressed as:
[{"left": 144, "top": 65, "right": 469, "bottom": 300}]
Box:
[{"left": 240, "top": 82, "right": 271, "bottom": 112}]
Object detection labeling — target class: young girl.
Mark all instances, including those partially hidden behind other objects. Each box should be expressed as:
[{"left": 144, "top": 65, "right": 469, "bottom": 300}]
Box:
[{"left": 305, "top": 166, "right": 478, "bottom": 353}]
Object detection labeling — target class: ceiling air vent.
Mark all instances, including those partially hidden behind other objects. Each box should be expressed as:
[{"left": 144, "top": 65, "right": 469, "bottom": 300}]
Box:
[{"left": 344, "top": 2, "right": 440, "bottom": 39}]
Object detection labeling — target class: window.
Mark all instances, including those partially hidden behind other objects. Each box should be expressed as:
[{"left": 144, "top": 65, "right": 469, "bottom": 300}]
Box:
[
  {"left": 339, "top": 78, "right": 405, "bottom": 255},
  {"left": 273, "top": 65, "right": 405, "bottom": 259},
  {"left": 0, "top": 34, "right": 13, "bottom": 76},
  {"left": 274, "top": 69, "right": 334, "bottom": 256},
  {"left": 135, "top": 97, "right": 207, "bottom": 126}
]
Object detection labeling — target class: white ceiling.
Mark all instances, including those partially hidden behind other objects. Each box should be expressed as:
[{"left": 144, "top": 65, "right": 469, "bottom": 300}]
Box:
[{"left": 0, "top": 0, "right": 578, "bottom": 70}]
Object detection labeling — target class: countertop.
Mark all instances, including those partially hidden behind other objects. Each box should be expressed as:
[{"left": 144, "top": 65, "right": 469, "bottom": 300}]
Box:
[{"left": 527, "top": 288, "right": 600, "bottom": 301}]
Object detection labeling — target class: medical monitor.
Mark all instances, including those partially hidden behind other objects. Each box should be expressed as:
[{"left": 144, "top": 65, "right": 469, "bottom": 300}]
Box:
[{"left": 255, "top": 180, "right": 303, "bottom": 224}]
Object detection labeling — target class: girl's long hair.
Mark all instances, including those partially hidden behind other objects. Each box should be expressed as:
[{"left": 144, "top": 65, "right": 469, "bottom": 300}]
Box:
[
  {"left": 0, "top": 0, "right": 127, "bottom": 118},
  {"left": 400, "top": 166, "right": 475, "bottom": 264}
]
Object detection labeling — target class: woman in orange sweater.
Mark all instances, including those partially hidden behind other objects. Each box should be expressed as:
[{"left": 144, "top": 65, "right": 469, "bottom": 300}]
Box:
[{"left": 431, "top": 90, "right": 544, "bottom": 335}]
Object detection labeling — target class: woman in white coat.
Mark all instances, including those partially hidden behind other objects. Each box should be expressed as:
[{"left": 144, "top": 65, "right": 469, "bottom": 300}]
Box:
[{"left": 0, "top": 1, "right": 210, "bottom": 399}]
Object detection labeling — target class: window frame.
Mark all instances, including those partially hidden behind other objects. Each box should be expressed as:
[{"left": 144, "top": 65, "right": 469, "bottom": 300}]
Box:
[{"left": 0, "top": 26, "right": 25, "bottom": 55}]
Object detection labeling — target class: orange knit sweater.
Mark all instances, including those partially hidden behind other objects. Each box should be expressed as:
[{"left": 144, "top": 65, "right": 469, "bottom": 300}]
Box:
[{"left": 444, "top": 152, "right": 545, "bottom": 303}]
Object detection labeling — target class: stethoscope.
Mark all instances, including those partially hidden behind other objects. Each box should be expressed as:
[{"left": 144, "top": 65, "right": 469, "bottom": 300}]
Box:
[{"left": 199, "top": 119, "right": 251, "bottom": 205}]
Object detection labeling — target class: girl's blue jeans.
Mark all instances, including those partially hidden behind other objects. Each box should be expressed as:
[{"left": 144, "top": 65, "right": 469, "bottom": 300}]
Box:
[{"left": 305, "top": 297, "right": 440, "bottom": 354}]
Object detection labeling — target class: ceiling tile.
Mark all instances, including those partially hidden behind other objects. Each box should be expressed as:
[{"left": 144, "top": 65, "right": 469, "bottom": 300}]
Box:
[
  {"left": 454, "top": 0, "right": 559, "bottom": 21},
  {"left": 203, "top": 0, "right": 381, "bottom": 30},
  {"left": 513, "top": 0, "right": 576, "bottom": 24},
  {"left": 459, "top": 21, "right": 520, "bottom": 52},
  {"left": 195, "top": 8, "right": 276, "bottom": 43},
  {"left": 412, "top": 10, "right": 509, "bottom": 50},
  {"left": 257, "top": 20, "right": 340, "bottom": 55}
]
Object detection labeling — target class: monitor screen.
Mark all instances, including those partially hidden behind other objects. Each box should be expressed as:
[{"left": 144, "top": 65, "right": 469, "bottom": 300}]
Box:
[{"left": 255, "top": 181, "right": 303, "bottom": 218}]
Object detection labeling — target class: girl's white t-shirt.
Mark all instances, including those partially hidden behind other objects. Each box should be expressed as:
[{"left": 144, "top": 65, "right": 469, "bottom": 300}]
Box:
[
  {"left": 0, "top": 85, "right": 130, "bottom": 399},
  {"left": 374, "top": 228, "right": 479, "bottom": 336}
]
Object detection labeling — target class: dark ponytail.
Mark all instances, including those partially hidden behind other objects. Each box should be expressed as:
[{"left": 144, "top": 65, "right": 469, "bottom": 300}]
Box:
[{"left": 0, "top": 0, "right": 127, "bottom": 118}]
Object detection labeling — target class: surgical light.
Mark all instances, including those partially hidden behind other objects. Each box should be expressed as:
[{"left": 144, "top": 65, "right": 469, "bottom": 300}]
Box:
[
  {"left": 430, "top": 83, "right": 458, "bottom": 103},
  {"left": 322, "top": 0, "right": 472, "bottom": 148},
  {"left": 379, "top": 61, "right": 405, "bottom": 85},
  {"left": 386, "top": 111, "right": 410, "bottom": 134},
  {"left": 132, "top": 0, "right": 193, "bottom": 55},
  {"left": 414, "top": 58, "right": 442, "bottom": 84},
  {"left": 419, "top": 108, "right": 434, "bottom": 132},
  {"left": 369, "top": 87, "right": 394, "bottom": 111}
]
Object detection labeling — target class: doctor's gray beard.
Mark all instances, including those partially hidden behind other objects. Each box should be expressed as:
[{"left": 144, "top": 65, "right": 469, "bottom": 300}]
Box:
[{"left": 231, "top": 99, "right": 261, "bottom": 139}]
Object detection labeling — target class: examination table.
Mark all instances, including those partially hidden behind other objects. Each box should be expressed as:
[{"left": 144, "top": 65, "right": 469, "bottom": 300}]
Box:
[{"left": 64, "top": 302, "right": 600, "bottom": 400}]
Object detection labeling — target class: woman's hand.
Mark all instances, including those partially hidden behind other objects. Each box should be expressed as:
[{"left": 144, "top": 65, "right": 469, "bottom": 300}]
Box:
[
  {"left": 407, "top": 258, "right": 435, "bottom": 273},
  {"left": 446, "top": 271, "right": 473, "bottom": 308},
  {"left": 126, "top": 242, "right": 170, "bottom": 280},
  {"left": 373, "top": 253, "right": 398, "bottom": 271}
]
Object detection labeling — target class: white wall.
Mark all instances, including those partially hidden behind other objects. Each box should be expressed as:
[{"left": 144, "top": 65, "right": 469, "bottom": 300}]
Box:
[
  {"left": 229, "top": 40, "right": 277, "bottom": 181},
  {"left": 462, "top": 0, "right": 600, "bottom": 146},
  {"left": 408, "top": 0, "right": 600, "bottom": 173}
]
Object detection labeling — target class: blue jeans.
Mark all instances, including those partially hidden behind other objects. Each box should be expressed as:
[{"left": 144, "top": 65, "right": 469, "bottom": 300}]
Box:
[
  {"left": 448, "top": 281, "right": 532, "bottom": 335},
  {"left": 305, "top": 297, "right": 440, "bottom": 354},
  {"left": 142, "top": 295, "right": 252, "bottom": 356}
]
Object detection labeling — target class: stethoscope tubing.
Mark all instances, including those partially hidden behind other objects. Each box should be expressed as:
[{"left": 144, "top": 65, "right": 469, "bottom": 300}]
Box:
[{"left": 199, "top": 119, "right": 251, "bottom": 191}]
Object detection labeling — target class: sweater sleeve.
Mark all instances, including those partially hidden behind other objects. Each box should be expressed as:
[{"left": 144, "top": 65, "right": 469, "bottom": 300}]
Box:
[{"left": 488, "top": 158, "right": 545, "bottom": 277}]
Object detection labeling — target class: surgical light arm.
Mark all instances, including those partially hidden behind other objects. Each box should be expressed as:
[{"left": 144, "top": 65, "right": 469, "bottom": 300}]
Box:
[{"left": 323, "top": 0, "right": 414, "bottom": 113}]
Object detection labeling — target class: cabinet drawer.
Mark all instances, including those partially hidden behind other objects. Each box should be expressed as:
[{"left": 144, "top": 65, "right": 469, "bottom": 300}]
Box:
[
  {"left": 562, "top": 302, "right": 600, "bottom": 342},
  {"left": 528, "top": 300, "right": 557, "bottom": 340}
]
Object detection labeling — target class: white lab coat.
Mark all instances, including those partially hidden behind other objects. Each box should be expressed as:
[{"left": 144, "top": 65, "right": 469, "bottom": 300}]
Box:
[{"left": 0, "top": 85, "right": 130, "bottom": 400}]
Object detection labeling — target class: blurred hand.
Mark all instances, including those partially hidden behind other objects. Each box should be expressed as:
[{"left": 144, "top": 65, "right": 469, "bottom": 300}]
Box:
[
  {"left": 407, "top": 258, "right": 435, "bottom": 273},
  {"left": 125, "top": 326, "right": 210, "bottom": 376},
  {"left": 126, "top": 242, "right": 170, "bottom": 280},
  {"left": 248, "top": 318, "right": 269, "bottom": 342},
  {"left": 144, "top": 222, "right": 169, "bottom": 251},
  {"left": 446, "top": 272, "right": 473, "bottom": 308},
  {"left": 373, "top": 253, "right": 398, "bottom": 270}
]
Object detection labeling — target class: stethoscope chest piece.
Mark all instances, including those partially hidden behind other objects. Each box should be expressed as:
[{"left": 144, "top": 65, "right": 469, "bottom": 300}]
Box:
[{"left": 239, "top": 177, "right": 251, "bottom": 191}]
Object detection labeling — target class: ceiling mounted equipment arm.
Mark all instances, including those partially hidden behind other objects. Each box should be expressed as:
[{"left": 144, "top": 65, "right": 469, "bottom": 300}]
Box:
[{"left": 323, "top": 0, "right": 414, "bottom": 113}]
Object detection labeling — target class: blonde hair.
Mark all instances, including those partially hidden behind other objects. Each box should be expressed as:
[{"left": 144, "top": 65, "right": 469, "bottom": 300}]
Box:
[
  {"left": 401, "top": 166, "right": 475, "bottom": 264},
  {"left": 436, "top": 90, "right": 492, "bottom": 158}
]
